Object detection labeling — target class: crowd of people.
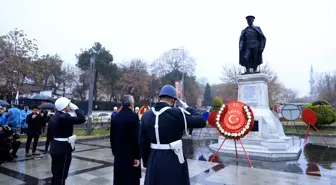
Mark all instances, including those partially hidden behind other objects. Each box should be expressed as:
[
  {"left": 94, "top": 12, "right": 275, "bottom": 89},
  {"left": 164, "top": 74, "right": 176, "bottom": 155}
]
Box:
[{"left": 0, "top": 104, "right": 54, "bottom": 163}]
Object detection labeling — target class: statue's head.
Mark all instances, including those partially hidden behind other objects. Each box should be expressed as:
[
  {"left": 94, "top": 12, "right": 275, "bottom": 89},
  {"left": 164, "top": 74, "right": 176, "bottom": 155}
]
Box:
[{"left": 246, "top": 15, "right": 255, "bottom": 26}]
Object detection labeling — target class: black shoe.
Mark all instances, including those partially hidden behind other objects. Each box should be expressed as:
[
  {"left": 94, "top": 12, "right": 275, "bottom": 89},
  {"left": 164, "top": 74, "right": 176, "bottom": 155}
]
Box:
[
  {"left": 7, "top": 155, "right": 14, "bottom": 162},
  {"left": 32, "top": 152, "right": 40, "bottom": 156},
  {"left": 11, "top": 154, "right": 18, "bottom": 158},
  {"left": 26, "top": 153, "right": 32, "bottom": 157}
]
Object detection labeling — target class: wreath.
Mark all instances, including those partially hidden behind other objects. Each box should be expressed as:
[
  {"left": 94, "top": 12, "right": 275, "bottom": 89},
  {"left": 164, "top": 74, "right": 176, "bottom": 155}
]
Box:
[{"left": 215, "top": 102, "right": 254, "bottom": 139}]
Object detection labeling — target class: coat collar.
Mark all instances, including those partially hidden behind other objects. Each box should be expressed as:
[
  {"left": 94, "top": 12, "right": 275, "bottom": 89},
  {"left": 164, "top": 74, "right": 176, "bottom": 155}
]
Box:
[
  {"left": 154, "top": 102, "right": 172, "bottom": 109},
  {"left": 121, "top": 106, "right": 133, "bottom": 112}
]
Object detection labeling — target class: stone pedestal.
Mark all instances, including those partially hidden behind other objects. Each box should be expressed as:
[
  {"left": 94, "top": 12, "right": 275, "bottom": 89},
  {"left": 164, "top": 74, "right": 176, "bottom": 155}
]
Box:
[{"left": 209, "top": 73, "right": 301, "bottom": 161}]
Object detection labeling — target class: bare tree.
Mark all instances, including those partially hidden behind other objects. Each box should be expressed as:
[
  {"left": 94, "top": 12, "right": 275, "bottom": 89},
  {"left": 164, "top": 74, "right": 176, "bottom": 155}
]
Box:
[
  {"left": 151, "top": 48, "right": 196, "bottom": 77},
  {"left": 279, "top": 88, "right": 299, "bottom": 103},
  {"left": 220, "top": 64, "right": 290, "bottom": 104},
  {"left": 117, "top": 59, "right": 151, "bottom": 102},
  {"left": 0, "top": 29, "right": 39, "bottom": 96},
  {"left": 197, "top": 76, "right": 209, "bottom": 86},
  {"left": 315, "top": 72, "right": 336, "bottom": 104},
  {"left": 211, "top": 83, "right": 238, "bottom": 102},
  {"left": 72, "top": 69, "right": 90, "bottom": 100},
  {"left": 220, "top": 65, "right": 241, "bottom": 85}
]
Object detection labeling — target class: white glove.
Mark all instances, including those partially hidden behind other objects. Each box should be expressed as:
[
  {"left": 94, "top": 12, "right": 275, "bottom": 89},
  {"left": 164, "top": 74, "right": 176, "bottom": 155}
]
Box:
[
  {"left": 69, "top": 102, "right": 79, "bottom": 110},
  {"left": 178, "top": 98, "right": 188, "bottom": 109}
]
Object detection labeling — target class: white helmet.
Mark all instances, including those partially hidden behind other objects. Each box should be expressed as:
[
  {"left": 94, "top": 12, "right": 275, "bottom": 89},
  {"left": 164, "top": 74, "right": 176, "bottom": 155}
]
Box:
[
  {"left": 55, "top": 97, "right": 71, "bottom": 111},
  {"left": 135, "top": 107, "right": 139, "bottom": 111},
  {"left": 113, "top": 107, "right": 117, "bottom": 111}
]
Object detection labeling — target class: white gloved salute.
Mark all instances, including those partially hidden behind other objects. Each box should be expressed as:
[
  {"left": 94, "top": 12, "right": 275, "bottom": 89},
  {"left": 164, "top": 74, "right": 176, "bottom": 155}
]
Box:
[
  {"left": 177, "top": 98, "right": 189, "bottom": 109},
  {"left": 69, "top": 102, "right": 79, "bottom": 110}
]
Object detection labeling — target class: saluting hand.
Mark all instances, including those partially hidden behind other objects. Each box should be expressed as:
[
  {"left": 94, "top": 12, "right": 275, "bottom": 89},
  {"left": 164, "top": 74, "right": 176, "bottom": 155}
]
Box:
[
  {"left": 133, "top": 159, "right": 140, "bottom": 167},
  {"left": 177, "top": 98, "right": 189, "bottom": 109},
  {"left": 69, "top": 103, "right": 79, "bottom": 110}
]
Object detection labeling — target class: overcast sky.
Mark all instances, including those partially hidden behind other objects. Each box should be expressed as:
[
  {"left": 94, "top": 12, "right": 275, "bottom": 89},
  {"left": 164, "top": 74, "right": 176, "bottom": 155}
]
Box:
[{"left": 1, "top": 0, "right": 335, "bottom": 97}]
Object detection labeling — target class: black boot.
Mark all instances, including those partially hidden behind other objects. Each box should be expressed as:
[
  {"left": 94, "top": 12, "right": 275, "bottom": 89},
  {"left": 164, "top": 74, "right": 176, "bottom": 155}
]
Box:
[{"left": 11, "top": 152, "right": 18, "bottom": 158}]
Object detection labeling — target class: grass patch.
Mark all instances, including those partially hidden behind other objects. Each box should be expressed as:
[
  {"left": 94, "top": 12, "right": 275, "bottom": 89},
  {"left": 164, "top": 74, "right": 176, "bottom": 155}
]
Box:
[
  {"left": 284, "top": 126, "right": 336, "bottom": 135},
  {"left": 18, "top": 128, "right": 110, "bottom": 142},
  {"left": 281, "top": 121, "right": 336, "bottom": 126}
]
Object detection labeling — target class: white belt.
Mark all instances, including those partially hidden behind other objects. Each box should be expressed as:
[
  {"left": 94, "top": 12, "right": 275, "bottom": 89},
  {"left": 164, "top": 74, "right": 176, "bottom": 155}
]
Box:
[
  {"left": 150, "top": 143, "right": 171, "bottom": 150},
  {"left": 54, "top": 135, "right": 77, "bottom": 150},
  {"left": 150, "top": 139, "right": 185, "bottom": 164}
]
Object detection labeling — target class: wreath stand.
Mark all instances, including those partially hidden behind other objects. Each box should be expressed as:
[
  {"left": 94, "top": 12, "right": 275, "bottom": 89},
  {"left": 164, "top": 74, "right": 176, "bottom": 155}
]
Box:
[
  {"left": 210, "top": 137, "right": 253, "bottom": 168},
  {"left": 302, "top": 109, "right": 329, "bottom": 147},
  {"left": 208, "top": 101, "right": 254, "bottom": 168}
]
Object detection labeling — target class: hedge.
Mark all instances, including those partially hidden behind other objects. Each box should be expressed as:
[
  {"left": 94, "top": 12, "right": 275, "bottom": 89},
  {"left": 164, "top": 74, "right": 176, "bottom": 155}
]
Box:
[{"left": 305, "top": 101, "right": 336, "bottom": 126}]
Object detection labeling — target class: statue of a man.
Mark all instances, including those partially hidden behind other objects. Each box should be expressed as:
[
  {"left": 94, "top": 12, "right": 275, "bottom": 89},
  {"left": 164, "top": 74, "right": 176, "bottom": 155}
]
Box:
[{"left": 239, "top": 15, "right": 266, "bottom": 74}]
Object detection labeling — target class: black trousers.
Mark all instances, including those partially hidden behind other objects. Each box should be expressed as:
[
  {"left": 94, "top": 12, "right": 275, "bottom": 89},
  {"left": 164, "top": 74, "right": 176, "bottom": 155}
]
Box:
[
  {"left": 41, "top": 126, "right": 46, "bottom": 134},
  {"left": 0, "top": 141, "right": 20, "bottom": 162},
  {"left": 45, "top": 135, "right": 52, "bottom": 152},
  {"left": 11, "top": 140, "right": 21, "bottom": 155},
  {"left": 51, "top": 153, "right": 72, "bottom": 185},
  {"left": 0, "top": 150, "right": 13, "bottom": 162},
  {"left": 26, "top": 135, "right": 40, "bottom": 153},
  {"left": 20, "top": 128, "right": 27, "bottom": 135}
]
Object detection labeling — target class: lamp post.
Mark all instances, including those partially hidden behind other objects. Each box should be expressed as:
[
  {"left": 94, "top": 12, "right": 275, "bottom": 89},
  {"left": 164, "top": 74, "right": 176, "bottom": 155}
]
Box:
[
  {"left": 149, "top": 77, "right": 156, "bottom": 107},
  {"left": 87, "top": 56, "right": 95, "bottom": 135}
]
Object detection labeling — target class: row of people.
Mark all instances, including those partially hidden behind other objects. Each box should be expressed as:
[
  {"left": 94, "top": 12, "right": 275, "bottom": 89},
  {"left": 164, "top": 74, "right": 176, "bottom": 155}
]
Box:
[
  {"left": 29, "top": 84, "right": 205, "bottom": 185},
  {"left": 0, "top": 104, "right": 53, "bottom": 161},
  {"left": 0, "top": 105, "right": 49, "bottom": 135}
]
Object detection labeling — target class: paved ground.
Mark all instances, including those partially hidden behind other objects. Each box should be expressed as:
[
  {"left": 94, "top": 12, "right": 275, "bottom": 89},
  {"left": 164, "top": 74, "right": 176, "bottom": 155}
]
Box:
[{"left": 0, "top": 137, "right": 335, "bottom": 185}]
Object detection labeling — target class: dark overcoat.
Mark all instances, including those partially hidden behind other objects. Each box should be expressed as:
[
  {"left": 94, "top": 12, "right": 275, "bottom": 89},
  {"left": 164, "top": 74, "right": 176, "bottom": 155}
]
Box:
[
  {"left": 26, "top": 113, "right": 44, "bottom": 136},
  {"left": 110, "top": 107, "right": 141, "bottom": 185},
  {"left": 239, "top": 25, "right": 266, "bottom": 68},
  {"left": 139, "top": 102, "right": 206, "bottom": 185}
]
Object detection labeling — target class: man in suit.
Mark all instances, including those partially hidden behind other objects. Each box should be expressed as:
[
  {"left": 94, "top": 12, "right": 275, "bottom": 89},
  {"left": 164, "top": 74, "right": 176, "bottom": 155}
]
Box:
[
  {"left": 139, "top": 85, "right": 206, "bottom": 185},
  {"left": 49, "top": 97, "right": 86, "bottom": 185},
  {"left": 110, "top": 95, "right": 141, "bottom": 185},
  {"left": 25, "top": 105, "right": 44, "bottom": 157}
]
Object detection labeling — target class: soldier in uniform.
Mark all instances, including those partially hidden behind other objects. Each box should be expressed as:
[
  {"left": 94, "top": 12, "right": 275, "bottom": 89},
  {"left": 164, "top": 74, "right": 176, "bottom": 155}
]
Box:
[
  {"left": 139, "top": 85, "right": 206, "bottom": 185},
  {"left": 239, "top": 15, "right": 266, "bottom": 74},
  {"left": 49, "top": 97, "right": 86, "bottom": 185}
]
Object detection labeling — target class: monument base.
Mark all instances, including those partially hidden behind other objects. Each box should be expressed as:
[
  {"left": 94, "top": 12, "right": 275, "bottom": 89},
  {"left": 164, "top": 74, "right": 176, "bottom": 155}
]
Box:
[
  {"left": 209, "top": 136, "right": 302, "bottom": 161},
  {"left": 209, "top": 73, "right": 301, "bottom": 161}
]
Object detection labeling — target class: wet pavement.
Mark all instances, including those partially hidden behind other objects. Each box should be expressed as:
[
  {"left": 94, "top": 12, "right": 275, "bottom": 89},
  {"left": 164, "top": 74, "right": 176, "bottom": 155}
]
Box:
[{"left": 0, "top": 133, "right": 335, "bottom": 185}]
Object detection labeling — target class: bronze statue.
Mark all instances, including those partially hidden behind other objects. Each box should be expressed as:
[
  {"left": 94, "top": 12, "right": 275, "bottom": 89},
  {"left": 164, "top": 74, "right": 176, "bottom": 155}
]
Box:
[{"left": 239, "top": 15, "right": 266, "bottom": 74}]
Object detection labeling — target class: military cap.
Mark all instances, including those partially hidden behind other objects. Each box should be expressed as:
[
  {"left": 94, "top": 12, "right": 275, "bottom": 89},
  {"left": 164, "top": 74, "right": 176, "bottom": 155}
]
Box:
[{"left": 246, "top": 15, "right": 255, "bottom": 20}]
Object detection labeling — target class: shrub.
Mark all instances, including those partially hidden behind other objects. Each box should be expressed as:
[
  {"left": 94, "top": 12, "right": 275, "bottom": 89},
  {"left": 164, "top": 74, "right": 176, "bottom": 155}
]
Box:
[
  {"left": 211, "top": 97, "right": 223, "bottom": 111},
  {"left": 312, "top": 100, "right": 329, "bottom": 106},
  {"left": 304, "top": 102, "right": 336, "bottom": 126}
]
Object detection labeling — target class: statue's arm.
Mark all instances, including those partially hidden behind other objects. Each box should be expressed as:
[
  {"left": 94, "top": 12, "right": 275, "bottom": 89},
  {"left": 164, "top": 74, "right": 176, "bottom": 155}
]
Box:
[
  {"left": 257, "top": 27, "right": 266, "bottom": 51},
  {"left": 239, "top": 30, "right": 244, "bottom": 50}
]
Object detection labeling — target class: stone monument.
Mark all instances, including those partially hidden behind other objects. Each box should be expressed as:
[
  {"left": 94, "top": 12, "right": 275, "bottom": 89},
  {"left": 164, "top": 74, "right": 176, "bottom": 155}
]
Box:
[{"left": 209, "top": 16, "right": 301, "bottom": 161}]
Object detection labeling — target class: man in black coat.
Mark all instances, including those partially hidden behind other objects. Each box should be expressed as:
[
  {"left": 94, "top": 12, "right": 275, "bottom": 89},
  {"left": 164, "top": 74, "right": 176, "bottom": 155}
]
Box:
[
  {"left": 139, "top": 85, "right": 206, "bottom": 185},
  {"left": 25, "top": 105, "right": 44, "bottom": 157},
  {"left": 49, "top": 97, "right": 86, "bottom": 185},
  {"left": 110, "top": 95, "right": 141, "bottom": 185},
  {"left": 0, "top": 125, "right": 21, "bottom": 162}
]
